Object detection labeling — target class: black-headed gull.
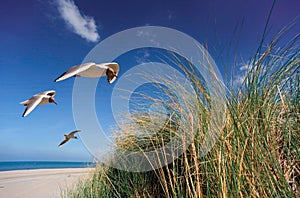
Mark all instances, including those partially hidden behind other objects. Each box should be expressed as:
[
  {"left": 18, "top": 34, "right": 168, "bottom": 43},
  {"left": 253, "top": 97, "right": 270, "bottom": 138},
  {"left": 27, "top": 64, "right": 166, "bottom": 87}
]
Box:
[
  {"left": 20, "top": 90, "right": 57, "bottom": 117},
  {"left": 54, "top": 62, "right": 120, "bottom": 84},
  {"left": 58, "top": 130, "right": 81, "bottom": 147}
]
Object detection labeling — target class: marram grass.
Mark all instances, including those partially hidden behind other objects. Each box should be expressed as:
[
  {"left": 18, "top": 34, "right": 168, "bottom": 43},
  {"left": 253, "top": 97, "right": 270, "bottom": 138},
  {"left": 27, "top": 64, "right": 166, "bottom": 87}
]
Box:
[{"left": 64, "top": 28, "right": 299, "bottom": 198}]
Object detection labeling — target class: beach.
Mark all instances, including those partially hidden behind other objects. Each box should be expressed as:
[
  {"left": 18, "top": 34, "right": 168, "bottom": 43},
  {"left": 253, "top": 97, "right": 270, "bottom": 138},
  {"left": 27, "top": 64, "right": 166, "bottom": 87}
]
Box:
[{"left": 0, "top": 168, "right": 93, "bottom": 198}]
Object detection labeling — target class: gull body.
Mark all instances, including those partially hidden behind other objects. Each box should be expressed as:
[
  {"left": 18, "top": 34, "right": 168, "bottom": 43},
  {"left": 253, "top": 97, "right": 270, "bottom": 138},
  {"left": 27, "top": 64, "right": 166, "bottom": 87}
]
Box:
[
  {"left": 54, "top": 62, "right": 119, "bottom": 84},
  {"left": 20, "top": 90, "right": 57, "bottom": 117},
  {"left": 58, "top": 130, "right": 81, "bottom": 147}
]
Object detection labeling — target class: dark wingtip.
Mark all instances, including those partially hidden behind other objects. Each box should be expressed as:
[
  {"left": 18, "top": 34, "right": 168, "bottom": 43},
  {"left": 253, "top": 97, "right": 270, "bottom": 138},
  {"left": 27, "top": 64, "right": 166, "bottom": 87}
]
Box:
[
  {"left": 54, "top": 76, "right": 59, "bottom": 82},
  {"left": 22, "top": 109, "right": 27, "bottom": 117},
  {"left": 54, "top": 72, "right": 66, "bottom": 82},
  {"left": 54, "top": 77, "right": 60, "bottom": 82}
]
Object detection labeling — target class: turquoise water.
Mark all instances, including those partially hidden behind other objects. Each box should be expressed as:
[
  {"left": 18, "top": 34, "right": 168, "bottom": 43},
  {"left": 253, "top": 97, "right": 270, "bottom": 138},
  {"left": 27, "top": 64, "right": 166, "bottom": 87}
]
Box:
[{"left": 0, "top": 161, "right": 95, "bottom": 172}]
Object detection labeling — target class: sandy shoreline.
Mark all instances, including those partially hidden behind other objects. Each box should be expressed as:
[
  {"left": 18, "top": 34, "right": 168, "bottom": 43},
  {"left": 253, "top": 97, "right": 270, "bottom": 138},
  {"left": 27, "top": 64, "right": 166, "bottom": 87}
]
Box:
[{"left": 0, "top": 168, "right": 94, "bottom": 198}]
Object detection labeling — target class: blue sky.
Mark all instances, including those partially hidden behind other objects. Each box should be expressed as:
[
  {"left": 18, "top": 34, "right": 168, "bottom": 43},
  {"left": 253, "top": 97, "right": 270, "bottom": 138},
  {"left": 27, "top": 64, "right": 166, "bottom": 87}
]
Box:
[{"left": 0, "top": 0, "right": 299, "bottom": 162}]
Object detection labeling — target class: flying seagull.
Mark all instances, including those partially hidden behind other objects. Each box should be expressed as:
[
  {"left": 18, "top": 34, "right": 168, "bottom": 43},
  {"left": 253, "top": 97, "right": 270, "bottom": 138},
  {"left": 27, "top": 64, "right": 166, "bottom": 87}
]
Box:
[
  {"left": 20, "top": 90, "right": 57, "bottom": 117},
  {"left": 54, "top": 62, "right": 120, "bottom": 84},
  {"left": 58, "top": 130, "right": 81, "bottom": 147}
]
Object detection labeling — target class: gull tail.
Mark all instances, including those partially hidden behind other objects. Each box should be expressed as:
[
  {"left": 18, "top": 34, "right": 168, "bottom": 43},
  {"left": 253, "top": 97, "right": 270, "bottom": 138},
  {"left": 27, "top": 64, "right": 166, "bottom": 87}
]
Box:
[{"left": 20, "top": 100, "right": 29, "bottom": 105}]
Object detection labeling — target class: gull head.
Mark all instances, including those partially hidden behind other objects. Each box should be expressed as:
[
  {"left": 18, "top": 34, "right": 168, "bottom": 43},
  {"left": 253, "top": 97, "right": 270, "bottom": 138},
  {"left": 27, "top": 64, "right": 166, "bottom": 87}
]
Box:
[
  {"left": 106, "top": 67, "right": 118, "bottom": 84},
  {"left": 49, "top": 97, "right": 57, "bottom": 105}
]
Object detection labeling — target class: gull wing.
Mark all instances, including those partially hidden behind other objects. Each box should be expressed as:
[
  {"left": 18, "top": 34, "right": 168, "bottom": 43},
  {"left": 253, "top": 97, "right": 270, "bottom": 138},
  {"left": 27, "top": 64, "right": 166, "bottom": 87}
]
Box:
[
  {"left": 54, "top": 62, "right": 95, "bottom": 82},
  {"left": 46, "top": 90, "right": 56, "bottom": 96},
  {"left": 22, "top": 95, "right": 44, "bottom": 117},
  {"left": 58, "top": 138, "right": 69, "bottom": 147},
  {"left": 69, "top": 130, "right": 81, "bottom": 136},
  {"left": 36, "top": 90, "right": 56, "bottom": 97}
]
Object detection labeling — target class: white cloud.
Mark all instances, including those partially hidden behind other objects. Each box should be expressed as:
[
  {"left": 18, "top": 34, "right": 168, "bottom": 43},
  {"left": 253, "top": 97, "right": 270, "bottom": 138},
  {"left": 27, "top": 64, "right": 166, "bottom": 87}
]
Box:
[
  {"left": 167, "top": 10, "right": 174, "bottom": 20},
  {"left": 234, "top": 74, "right": 246, "bottom": 85},
  {"left": 239, "top": 64, "right": 251, "bottom": 71},
  {"left": 233, "top": 64, "right": 251, "bottom": 86},
  {"left": 57, "top": 0, "right": 100, "bottom": 42},
  {"left": 135, "top": 49, "right": 151, "bottom": 64},
  {"left": 136, "top": 30, "right": 160, "bottom": 47},
  {"left": 233, "top": 63, "right": 266, "bottom": 86}
]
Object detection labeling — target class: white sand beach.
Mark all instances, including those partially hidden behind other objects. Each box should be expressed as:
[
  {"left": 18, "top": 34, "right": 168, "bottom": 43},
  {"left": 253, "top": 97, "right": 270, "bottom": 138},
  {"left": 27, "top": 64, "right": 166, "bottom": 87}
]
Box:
[{"left": 0, "top": 168, "right": 93, "bottom": 198}]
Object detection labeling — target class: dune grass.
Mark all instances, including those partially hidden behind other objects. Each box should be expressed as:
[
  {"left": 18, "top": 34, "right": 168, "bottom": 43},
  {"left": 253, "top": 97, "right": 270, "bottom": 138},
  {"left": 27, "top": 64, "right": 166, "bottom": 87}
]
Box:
[{"left": 65, "top": 25, "right": 299, "bottom": 197}]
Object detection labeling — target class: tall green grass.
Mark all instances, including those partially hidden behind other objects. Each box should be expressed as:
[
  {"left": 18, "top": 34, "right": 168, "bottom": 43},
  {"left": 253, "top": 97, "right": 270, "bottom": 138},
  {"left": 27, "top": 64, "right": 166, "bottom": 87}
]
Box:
[{"left": 65, "top": 27, "right": 299, "bottom": 197}]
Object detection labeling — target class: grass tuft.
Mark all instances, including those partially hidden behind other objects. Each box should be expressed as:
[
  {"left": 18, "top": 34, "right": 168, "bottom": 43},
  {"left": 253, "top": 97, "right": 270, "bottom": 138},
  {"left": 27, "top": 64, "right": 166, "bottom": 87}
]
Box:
[{"left": 65, "top": 25, "right": 299, "bottom": 198}]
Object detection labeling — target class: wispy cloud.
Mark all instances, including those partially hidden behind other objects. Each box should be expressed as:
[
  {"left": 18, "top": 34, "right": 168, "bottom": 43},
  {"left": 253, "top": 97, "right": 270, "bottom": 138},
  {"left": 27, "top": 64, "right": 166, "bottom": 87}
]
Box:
[
  {"left": 233, "top": 64, "right": 251, "bottom": 86},
  {"left": 233, "top": 62, "right": 267, "bottom": 86},
  {"left": 167, "top": 10, "right": 174, "bottom": 20},
  {"left": 135, "top": 49, "right": 151, "bottom": 64},
  {"left": 56, "top": 0, "right": 100, "bottom": 42}
]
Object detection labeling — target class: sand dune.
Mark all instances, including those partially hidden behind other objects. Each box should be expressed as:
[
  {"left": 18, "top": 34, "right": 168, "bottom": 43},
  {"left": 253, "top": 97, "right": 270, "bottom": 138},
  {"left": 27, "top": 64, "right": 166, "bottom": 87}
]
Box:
[{"left": 0, "top": 168, "right": 93, "bottom": 198}]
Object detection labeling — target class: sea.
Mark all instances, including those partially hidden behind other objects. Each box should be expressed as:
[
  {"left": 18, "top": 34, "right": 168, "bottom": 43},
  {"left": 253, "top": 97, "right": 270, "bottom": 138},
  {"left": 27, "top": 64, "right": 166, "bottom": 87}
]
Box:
[{"left": 0, "top": 161, "right": 95, "bottom": 172}]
